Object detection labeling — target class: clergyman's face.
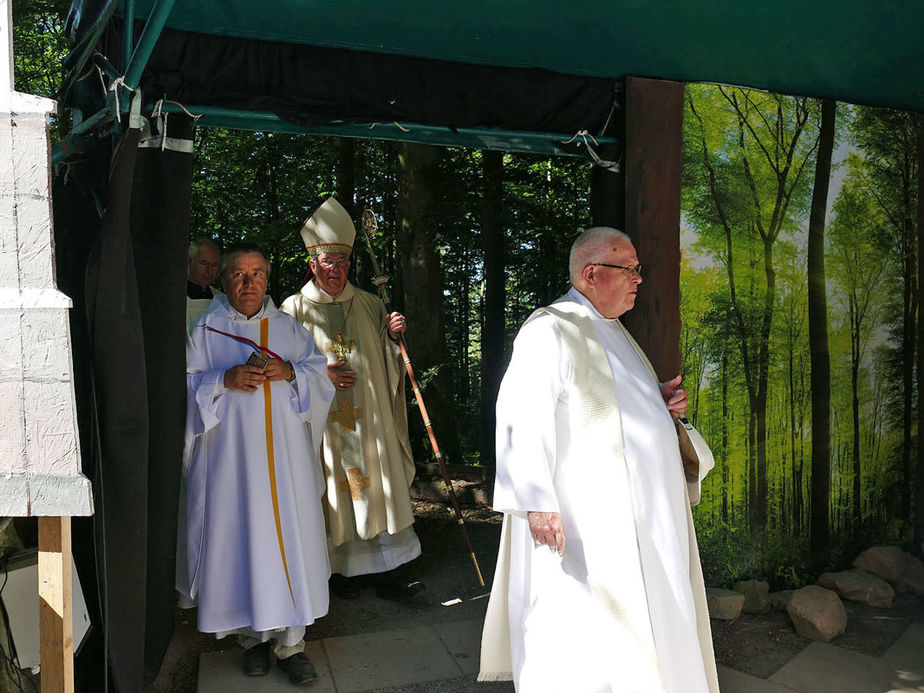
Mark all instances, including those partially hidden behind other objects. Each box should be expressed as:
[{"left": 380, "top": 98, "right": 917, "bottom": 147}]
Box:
[
  {"left": 586, "top": 238, "right": 642, "bottom": 319},
  {"left": 188, "top": 245, "right": 219, "bottom": 288},
  {"left": 310, "top": 252, "right": 350, "bottom": 297},
  {"left": 223, "top": 252, "right": 268, "bottom": 318}
]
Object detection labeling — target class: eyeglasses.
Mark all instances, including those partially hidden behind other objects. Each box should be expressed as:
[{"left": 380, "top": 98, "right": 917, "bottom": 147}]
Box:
[
  {"left": 591, "top": 262, "right": 643, "bottom": 276},
  {"left": 317, "top": 257, "right": 350, "bottom": 269}
]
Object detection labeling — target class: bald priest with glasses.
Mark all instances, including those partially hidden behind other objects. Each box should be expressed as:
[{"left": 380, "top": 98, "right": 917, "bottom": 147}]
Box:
[
  {"left": 479, "top": 227, "right": 719, "bottom": 692},
  {"left": 281, "top": 198, "right": 424, "bottom": 603}
]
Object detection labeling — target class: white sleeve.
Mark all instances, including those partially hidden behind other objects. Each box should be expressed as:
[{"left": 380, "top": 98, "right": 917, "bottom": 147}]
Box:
[{"left": 492, "top": 314, "right": 570, "bottom": 518}]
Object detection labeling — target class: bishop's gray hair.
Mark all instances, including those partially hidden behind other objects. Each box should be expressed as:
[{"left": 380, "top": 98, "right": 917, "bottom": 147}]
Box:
[{"left": 568, "top": 227, "right": 632, "bottom": 284}]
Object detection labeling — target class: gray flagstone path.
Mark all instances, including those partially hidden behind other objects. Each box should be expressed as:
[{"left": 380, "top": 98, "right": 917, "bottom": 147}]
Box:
[{"left": 198, "top": 617, "right": 924, "bottom": 692}]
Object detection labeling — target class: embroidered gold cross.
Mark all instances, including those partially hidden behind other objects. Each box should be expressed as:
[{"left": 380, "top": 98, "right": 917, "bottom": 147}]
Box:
[
  {"left": 330, "top": 397, "right": 363, "bottom": 432},
  {"left": 339, "top": 467, "right": 371, "bottom": 501},
  {"left": 326, "top": 331, "right": 355, "bottom": 362}
]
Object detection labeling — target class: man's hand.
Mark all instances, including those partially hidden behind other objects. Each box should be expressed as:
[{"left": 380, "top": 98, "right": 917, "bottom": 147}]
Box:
[
  {"left": 327, "top": 360, "right": 357, "bottom": 390},
  {"left": 223, "top": 364, "right": 266, "bottom": 392},
  {"left": 660, "top": 375, "right": 688, "bottom": 419},
  {"left": 527, "top": 511, "right": 565, "bottom": 555},
  {"left": 263, "top": 358, "right": 293, "bottom": 382},
  {"left": 386, "top": 311, "right": 406, "bottom": 340}
]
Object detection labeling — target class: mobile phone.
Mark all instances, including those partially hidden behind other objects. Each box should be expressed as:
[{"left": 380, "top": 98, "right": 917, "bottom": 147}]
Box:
[{"left": 246, "top": 351, "right": 268, "bottom": 369}]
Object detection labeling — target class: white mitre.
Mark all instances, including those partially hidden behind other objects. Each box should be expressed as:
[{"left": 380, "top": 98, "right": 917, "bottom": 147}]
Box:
[{"left": 300, "top": 197, "right": 356, "bottom": 256}]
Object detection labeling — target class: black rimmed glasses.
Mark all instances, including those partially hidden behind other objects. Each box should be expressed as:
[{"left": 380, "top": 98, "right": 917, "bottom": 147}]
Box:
[{"left": 591, "top": 262, "right": 643, "bottom": 276}]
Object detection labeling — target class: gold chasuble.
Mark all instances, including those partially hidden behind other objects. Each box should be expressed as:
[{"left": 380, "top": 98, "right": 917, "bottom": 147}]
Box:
[{"left": 281, "top": 281, "right": 415, "bottom": 546}]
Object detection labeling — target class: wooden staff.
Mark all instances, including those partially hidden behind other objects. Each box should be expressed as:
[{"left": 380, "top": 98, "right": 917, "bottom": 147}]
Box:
[{"left": 360, "top": 208, "right": 485, "bottom": 587}]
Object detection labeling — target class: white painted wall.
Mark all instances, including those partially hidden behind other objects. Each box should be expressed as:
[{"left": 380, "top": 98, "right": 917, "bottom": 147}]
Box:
[{"left": 0, "top": 0, "right": 92, "bottom": 516}]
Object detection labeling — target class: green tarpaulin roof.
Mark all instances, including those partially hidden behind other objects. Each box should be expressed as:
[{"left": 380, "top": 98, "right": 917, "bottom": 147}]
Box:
[
  {"left": 58, "top": 0, "right": 924, "bottom": 161},
  {"left": 112, "top": 0, "right": 924, "bottom": 111}
]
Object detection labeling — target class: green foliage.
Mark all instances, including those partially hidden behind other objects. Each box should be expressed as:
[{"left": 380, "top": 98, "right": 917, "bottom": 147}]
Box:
[
  {"left": 693, "top": 520, "right": 813, "bottom": 590},
  {"left": 190, "top": 129, "right": 341, "bottom": 300},
  {"left": 433, "top": 149, "right": 592, "bottom": 458},
  {"left": 10, "top": 0, "right": 71, "bottom": 137},
  {"left": 683, "top": 83, "right": 919, "bottom": 567},
  {"left": 11, "top": 0, "right": 70, "bottom": 98}
]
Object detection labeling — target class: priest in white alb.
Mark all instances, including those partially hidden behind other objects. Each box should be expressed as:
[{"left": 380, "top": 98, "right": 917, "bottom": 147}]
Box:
[
  {"left": 281, "top": 198, "right": 423, "bottom": 601},
  {"left": 479, "top": 227, "right": 719, "bottom": 692},
  {"left": 179, "top": 243, "right": 335, "bottom": 685},
  {"left": 186, "top": 237, "right": 222, "bottom": 330}
]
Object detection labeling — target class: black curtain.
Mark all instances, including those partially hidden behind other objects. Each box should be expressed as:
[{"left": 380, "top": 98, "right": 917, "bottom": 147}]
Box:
[
  {"left": 93, "top": 21, "right": 616, "bottom": 137},
  {"left": 53, "top": 113, "right": 194, "bottom": 692}
]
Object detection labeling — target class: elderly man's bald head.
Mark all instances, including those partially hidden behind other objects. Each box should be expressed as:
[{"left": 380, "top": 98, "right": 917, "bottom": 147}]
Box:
[{"left": 568, "top": 227, "right": 632, "bottom": 285}]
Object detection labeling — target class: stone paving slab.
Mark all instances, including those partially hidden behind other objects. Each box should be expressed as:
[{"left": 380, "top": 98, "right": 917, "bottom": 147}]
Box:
[
  {"left": 197, "top": 641, "right": 336, "bottom": 692},
  {"left": 433, "top": 618, "right": 483, "bottom": 675},
  {"left": 198, "top": 619, "right": 924, "bottom": 692},
  {"left": 321, "top": 625, "right": 461, "bottom": 692},
  {"left": 717, "top": 665, "right": 797, "bottom": 692},
  {"left": 883, "top": 623, "right": 924, "bottom": 673},
  {"left": 769, "top": 641, "right": 924, "bottom": 693}
]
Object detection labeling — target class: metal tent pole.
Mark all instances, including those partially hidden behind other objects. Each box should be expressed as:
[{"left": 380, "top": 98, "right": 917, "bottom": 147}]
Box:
[
  {"left": 122, "top": 0, "right": 135, "bottom": 73},
  {"left": 52, "top": 0, "right": 176, "bottom": 164}
]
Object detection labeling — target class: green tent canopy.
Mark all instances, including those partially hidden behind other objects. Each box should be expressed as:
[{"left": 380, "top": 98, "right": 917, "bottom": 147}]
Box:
[{"left": 58, "top": 0, "right": 924, "bottom": 161}]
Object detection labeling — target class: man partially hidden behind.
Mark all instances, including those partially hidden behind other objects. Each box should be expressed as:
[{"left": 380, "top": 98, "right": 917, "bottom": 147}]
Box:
[
  {"left": 179, "top": 243, "right": 335, "bottom": 684},
  {"left": 186, "top": 237, "right": 222, "bottom": 330},
  {"left": 281, "top": 198, "right": 424, "bottom": 601},
  {"left": 479, "top": 227, "right": 719, "bottom": 692}
]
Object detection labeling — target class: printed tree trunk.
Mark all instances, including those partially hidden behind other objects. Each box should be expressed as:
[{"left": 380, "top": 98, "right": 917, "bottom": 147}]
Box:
[
  {"left": 396, "top": 142, "right": 463, "bottom": 465},
  {"left": 916, "top": 113, "right": 924, "bottom": 556},
  {"left": 338, "top": 138, "right": 356, "bottom": 216},
  {"left": 689, "top": 89, "right": 817, "bottom": 533},
  {"left": 808, "top": 99, "right": 836, "bottom": 559},
  {"left": 337, "top": 138, "right": 361, "bottom": 284},
  {"left": 852, "top": 107, "right": 920, "bottom": 521},
  {"left": 721, "top": 351, "right": 730, "bottom": 524},
  {"left": 480, "top": 150, "right": 505, "bottom": 464}
]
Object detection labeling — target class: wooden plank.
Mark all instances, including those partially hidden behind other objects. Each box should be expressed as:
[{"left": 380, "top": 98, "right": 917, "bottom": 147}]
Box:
[
  {"left": 623, "top": 75, "right": 684, "bottom": 380},
  {"left": 38, "top": 516, "right": 74, "bottom": 693}
]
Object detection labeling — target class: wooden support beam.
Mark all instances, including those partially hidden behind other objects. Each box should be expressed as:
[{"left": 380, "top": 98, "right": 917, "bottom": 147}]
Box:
[
  {"left": 38, "top": 517, "right": 74, "bottom": 693},
  {"left": 623, "top": 75, "right": 685, "bottom": 380}
]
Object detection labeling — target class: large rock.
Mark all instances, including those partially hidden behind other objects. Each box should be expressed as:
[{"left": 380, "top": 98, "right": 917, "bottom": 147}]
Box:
[
  {"left": 818, "top": 568, "right": 894, "bottom": 607},
  {"left": 787, "top": 585, "right": 847, "bottom": 642},
  {"left": 706, "top": 588, "right": 745, "bottom": 620},
  {"left": 897, "top": 555, "right": 924, "bottom": 595},
  {"left": 854, "top": 546, "right": 924, "bottom": 595},
  {"left": 853, "top": 546, "right": 908, "bottom": 583},
  {"left": 733, "top": 579, "right": 770, "bottom": 614},
  {"left": 769, "top": 590, "right": 794, "bottom": 611}
]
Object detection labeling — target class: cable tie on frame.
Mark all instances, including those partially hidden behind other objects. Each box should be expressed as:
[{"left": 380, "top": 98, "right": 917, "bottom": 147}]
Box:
[
  {"left": 560, "top": 129, "right": 620, "bottom": 172},
  {"left": 108, "top": 76, "right": 134, "bottom": 124}
]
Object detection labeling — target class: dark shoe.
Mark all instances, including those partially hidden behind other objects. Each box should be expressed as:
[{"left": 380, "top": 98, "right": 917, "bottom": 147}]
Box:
[
  {"left": 242, "top": 641, "right": 272, "bottom": 676},
  {"left": 375, "top": 567, "right": 426, "bottom": 602},
  {"left": 330, "top": 572, "right": 362, "bottom": 599},
  {"left": 277, "top": 652, "right": 318, "bottom": 685}
]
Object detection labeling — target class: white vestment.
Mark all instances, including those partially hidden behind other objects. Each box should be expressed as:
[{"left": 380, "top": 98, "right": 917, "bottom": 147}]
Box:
[
  {"left": 186, "top": 287, "right": 223, "bottom": 331},
  {"left": 281, "top": 281, "right": 420, "bottom": 576},
  {"left": 479, "top": 288, "right": 718, "bottom": 693},
  {"left": 178, "top": 294, "right": 335, "bottom": 645}
]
